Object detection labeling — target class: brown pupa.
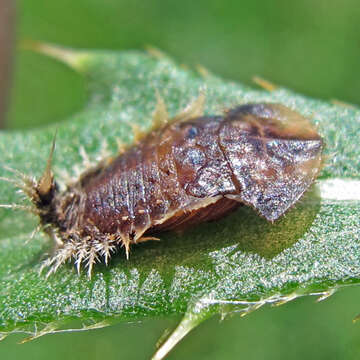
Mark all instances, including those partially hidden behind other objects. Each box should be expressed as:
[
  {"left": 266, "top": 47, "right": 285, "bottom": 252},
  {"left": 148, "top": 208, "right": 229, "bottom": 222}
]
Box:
[{"left": 2, "top": 94, "right": 324, "bottom": 276}]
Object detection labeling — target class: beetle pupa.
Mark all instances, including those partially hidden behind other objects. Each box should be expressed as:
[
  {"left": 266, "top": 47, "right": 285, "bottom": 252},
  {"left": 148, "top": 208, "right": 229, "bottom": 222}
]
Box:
[{"left": 1, "top": 94, "right": 324, "bottom": 276}]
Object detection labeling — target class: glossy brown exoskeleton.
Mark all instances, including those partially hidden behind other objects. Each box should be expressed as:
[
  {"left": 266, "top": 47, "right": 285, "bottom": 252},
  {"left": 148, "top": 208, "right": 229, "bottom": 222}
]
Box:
[{"left": 12, "top": 94, "right": 324, "bottom": 276}]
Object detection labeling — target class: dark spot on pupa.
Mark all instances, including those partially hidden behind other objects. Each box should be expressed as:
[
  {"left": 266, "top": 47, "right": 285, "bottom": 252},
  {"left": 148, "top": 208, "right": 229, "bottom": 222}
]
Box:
[{"left": 186, "top": 126, "right": 199, "bottom": 139}]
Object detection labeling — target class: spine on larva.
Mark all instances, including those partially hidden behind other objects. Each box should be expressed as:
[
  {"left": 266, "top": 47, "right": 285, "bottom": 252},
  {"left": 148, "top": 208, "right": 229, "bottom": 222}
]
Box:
[{"left": 18, "top": 94, "right": 324, "bottom": 276}]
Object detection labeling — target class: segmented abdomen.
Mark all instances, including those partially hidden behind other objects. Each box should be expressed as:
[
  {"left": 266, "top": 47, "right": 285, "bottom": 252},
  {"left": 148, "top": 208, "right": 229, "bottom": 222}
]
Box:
[{"left": 78, "top": 114, "right": 238, "bottom": 242}]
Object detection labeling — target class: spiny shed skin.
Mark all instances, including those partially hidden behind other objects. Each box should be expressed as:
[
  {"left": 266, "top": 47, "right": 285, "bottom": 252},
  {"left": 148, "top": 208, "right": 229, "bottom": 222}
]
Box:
[{"left": 38, "top": 103, "right": 323, "bottom": 274}]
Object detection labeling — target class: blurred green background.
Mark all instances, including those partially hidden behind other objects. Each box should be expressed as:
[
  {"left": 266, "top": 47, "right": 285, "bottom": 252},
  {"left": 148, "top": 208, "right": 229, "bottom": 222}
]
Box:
[
  {"left": 3, "top": 287, "right": 360, "bottom": 360},
  {"left": 2, "top": 0, "right": 360, "bottom": 359},
  {"left": 7, "top": 0, "right": 360, "bottom": 129}
]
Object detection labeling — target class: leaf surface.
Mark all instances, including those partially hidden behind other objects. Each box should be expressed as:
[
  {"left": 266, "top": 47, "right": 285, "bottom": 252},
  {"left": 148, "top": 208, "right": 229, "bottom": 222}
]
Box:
[{"left": 0, "top": 45, "right": 359, "bottom": 356}]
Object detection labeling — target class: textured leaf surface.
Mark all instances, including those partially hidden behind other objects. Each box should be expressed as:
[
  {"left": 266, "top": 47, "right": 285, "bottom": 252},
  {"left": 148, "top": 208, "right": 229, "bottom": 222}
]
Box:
[{"left": 0, "top": 46, "right": 359, "bottom": 352}]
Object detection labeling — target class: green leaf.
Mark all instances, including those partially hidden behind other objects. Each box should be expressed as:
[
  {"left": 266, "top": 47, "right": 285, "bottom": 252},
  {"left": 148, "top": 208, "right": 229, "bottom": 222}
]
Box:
[{"left": 0, "top": 44, "right": 359, "bottom": 357}]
